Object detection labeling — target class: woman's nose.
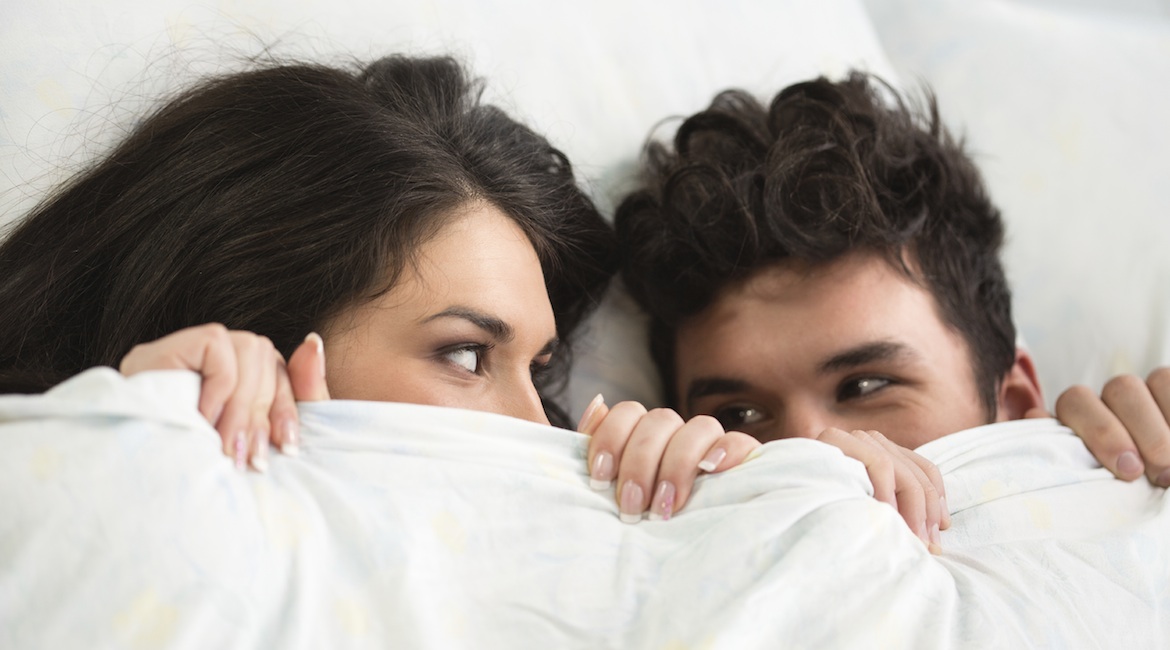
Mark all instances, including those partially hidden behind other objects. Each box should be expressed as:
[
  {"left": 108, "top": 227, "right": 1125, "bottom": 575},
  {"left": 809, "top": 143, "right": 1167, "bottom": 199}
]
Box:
[{"left": 502, "top": 376, "right": 550, "bottom": 426}]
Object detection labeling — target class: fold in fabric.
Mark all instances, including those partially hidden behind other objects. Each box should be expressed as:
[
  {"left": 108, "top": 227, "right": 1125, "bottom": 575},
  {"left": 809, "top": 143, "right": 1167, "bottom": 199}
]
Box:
[{"left": 0, "top": 368, "right": 1166, "bottom": 648}]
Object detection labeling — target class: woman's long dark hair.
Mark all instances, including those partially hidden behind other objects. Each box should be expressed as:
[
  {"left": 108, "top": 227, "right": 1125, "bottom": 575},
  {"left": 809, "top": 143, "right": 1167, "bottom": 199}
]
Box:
[{"left": 0, "top": 55, "right": 616, "bottom": 425}]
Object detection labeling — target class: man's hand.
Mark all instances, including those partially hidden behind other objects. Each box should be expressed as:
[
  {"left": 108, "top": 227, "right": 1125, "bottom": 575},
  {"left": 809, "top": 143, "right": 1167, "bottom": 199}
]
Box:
[{"left": 1056, "top": 367, "right": 1170, "bottom": 487}]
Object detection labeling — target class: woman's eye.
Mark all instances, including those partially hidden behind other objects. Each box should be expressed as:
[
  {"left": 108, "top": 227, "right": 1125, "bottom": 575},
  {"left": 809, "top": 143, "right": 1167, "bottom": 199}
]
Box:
[
  {"left": 444, "top": 347, "right": 482, "bottom": 374},
  {"left": 838, "top": 377, "right": 891, "bottom": 400},
  {"left": 712, "top": 405, "right": 767, "bottom": 429}
]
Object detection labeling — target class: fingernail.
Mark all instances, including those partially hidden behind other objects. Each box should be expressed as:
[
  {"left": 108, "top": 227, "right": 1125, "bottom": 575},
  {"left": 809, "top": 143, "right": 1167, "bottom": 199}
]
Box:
[
  {"left": 619, "top": 480, "right": 644, "bottom": 524},
  {"left": 576, "top": 393, "right": 605, "bottom": 433},
  {"left": 928, "top": 541, "right": 943, "bottom": 556},
  {"left": 698, "top": 448, "right": 727, "bottom": 472},
  {"left": 917, "top": 522, "right": 929, "bottom": 545},
  {"left": 306, "top": 332, "right": 325, "bottom": 378},
  {"left": 233, "top": 433, "right": 247, "bottom": 471},
  {"left": 589, "top": 451, "right": 614, "bottom": 490},
  {"left": 930, "top": 522, "right": 941, "bottom": 547},
  {"left": 1157, "top": 468, "right": 1170, "bottom": 489},
  {"left": 282, "top": 420, "right": 300, "bottom": 457},
  {"left": 251, "top": 450, "right": 268, "bottom": 474},
  {"left": 648, "top": 480, "right": 676, "bottom": 521},
  {"left": 1117, "top": 451, "right": 1143, "bottom": 479}
]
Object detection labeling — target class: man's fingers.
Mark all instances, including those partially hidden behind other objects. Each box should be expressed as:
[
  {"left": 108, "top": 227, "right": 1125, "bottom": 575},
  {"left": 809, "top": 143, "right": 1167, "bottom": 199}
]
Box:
[
  {"left": 1146, "top": 368, "right": 1170, "bottom": 487},
  {"left": 1057, "top": 383, "right": 1144, "bottom": 481}
]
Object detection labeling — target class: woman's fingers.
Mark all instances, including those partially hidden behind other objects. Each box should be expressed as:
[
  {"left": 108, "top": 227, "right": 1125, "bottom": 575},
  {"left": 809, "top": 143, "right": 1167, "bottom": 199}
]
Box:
[
  {"left": 864, "top": 431, "right": 950, "bottom": 531},
  {"left": 585, "top": 400, "right": 646, "bottom": 490},
  {"left": 613, "top": 408, "right": 684, "bottom": 522},
  {"left": 120, "top": 323, "right": 238, "bottom": 426},
  {"left": 215, "top": 332, "right": 277, "bottom": 472},
  {"left": 119, "top": 323, "right": 319, "bottom": 472},
  {"left": 815, "top": 428, "right": 941, "bottom": 552},
  {"left": 652, "top": 424, "right": 760, "bottom": 521},
  {"left": 287, "top": 332, "right": 331, "bottom": 402},
  {"left": 866, "top": 431, "right": 946, "bottom": 541},
  {"left": 584, "top": 402, "right": 761, "bottom": 523}
]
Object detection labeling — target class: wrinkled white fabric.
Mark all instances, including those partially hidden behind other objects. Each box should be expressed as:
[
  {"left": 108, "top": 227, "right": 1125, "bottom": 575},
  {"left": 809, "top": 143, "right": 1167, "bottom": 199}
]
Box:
[{"left": 1, "top": 368, "right": 1166, "bottom": 649}]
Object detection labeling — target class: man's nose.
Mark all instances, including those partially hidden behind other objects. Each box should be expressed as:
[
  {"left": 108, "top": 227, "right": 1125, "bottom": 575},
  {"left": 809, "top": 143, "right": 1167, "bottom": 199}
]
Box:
[{"left": 777, "top": 401, "right": 828, "bottom": 440}]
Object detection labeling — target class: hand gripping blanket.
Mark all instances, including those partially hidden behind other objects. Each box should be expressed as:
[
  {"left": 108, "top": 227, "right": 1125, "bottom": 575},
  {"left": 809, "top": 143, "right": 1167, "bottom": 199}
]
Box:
[{"left": 1, "top": 369, "right": 1167, "bottom": 648}]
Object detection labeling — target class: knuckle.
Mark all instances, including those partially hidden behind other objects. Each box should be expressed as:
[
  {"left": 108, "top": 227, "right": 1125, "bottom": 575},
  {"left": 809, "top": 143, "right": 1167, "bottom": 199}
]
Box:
[
  {"left": 610, "top": 401, "right": 648, "bottom": 418},
  {"left": 645, "top": 407, "right": 684, "bottom": 427},
  {"left": 686, "top": 414, "right": 723, "bottom": 434},
  {"left": 1143, "top": 437, "right": 1170, "bottom": 463},
  {"left": 1054, "top": 384, "right": 1095, "bottom": 415},
  {"left": 201, "top": 322, "right": 230, "bottom": 339},
  {"left": 1102, "top": 374, "right": 1145, "bottom": 407},
  {"left": 1147, "top": 367, "right": 1170, "bottom": 396}
]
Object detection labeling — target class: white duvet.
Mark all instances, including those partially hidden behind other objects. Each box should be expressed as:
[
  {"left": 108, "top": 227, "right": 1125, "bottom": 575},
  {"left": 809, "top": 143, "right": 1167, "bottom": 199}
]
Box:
[{"left": 1, "top": 369, "right": 1166, "bottom": 649}]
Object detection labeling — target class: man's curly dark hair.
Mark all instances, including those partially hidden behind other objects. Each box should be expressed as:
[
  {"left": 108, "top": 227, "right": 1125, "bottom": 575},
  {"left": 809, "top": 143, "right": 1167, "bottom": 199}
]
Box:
[{"left": 615, "top": 71, "right": 1015, "bottom": 420}]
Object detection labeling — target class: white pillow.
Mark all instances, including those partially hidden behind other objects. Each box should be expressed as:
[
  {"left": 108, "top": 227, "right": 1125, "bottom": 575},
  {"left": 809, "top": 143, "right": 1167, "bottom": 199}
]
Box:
[
  {"left": 864, "top": 0, "right": 1170, "bottom": 403},
  {"left": 0, "top": 0, "right": 898, "bottom": 419}
]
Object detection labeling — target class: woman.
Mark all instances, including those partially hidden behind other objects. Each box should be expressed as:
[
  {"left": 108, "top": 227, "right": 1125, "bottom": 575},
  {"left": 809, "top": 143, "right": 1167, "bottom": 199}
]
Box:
[{"left": 0, "top": 54, "right": 772, "bottom": 527}]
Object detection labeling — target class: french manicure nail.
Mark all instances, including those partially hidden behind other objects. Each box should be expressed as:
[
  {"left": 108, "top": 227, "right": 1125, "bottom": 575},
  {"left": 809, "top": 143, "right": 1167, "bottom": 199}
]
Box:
[
  {"left": 576, "top": 393, "right": 605, "bottom": 433},
  {"left": 619, "top": 480, "right": 644, "bottom": 524},
  {"left": 590, "top": 451, "right": 614, "bottom": 490},
  {"left": 251, "top": 451, "right": 268, "bottom": 474},
  {"left": 1117, "top": 451, "right": 1143, "bottom": 479},
  {"left": 282, "top": 420, "right": 300, "bottom": 457},
  {"left": 233, "top": 434, "right": 247, "bottom": 471},
  {"left": 306, "top": 332, "right": 325, "bottom": 378},
  {"left": 648, "top": 480, "right": 676, "bottom": 521},
  {"left": 698, "top": 448, "right": 727, "bottom": 472}
]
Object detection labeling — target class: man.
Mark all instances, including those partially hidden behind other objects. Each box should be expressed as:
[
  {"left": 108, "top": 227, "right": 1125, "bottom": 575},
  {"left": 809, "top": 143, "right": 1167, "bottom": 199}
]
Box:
[{"left": 615, "top": 72, "right": 1169, "bottom": 480}]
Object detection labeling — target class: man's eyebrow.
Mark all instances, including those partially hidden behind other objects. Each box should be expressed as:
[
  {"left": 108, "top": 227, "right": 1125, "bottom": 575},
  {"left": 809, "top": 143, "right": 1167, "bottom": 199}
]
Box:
[
  {"left": 685, "top": 377, "right": 754, "bottom": 414},
  {"left": 817, "top": 340, "right": 919, "bottom": 375},
  {"left": 423, "top": 307, "right": 515, "bottom": 343}
]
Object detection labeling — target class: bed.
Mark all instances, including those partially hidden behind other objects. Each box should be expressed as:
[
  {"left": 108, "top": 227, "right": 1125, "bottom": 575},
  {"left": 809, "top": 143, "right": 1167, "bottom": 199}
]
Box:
[{"left": 2, "top": 0, "right": 1169, "bottom": 647}]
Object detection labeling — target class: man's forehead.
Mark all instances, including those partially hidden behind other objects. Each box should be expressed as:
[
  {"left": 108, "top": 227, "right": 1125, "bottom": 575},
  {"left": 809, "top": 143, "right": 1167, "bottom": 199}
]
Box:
[{"left": 722, "top": 252, "right": 912, "bottom": 306}]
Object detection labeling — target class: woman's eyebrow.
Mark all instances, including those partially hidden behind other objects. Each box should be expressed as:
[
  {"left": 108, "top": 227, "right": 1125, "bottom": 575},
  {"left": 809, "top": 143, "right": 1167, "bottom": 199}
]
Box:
[
  {"left": 423, "top": 306, "right": 514, "bottom": 343},
  {"left": 817, "top": 340, "right": 918, "bottom": 375}
]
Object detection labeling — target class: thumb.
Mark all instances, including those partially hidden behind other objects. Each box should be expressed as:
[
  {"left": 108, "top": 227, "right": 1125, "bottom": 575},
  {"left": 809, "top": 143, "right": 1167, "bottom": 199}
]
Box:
[{"left": 288, "top": 332, "right": 331, "bottom": 401}]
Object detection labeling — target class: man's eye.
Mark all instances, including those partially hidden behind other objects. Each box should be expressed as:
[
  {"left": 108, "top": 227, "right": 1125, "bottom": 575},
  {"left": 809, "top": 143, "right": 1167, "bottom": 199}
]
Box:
[
  {"left": 838, "top": 377, "right": 891, "bottom": 400},
  {"left": 444, "top": 346, "right": 483, "bottom": 374},
  {"left": 712, "top": 405, "right": 767, "bottom": 429}
]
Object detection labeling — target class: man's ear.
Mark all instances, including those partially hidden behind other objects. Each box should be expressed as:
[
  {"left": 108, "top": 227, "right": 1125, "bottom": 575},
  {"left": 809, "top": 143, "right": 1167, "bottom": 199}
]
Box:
[{"left": 996, "top": 347, "right": 1046, "bottom": 421}]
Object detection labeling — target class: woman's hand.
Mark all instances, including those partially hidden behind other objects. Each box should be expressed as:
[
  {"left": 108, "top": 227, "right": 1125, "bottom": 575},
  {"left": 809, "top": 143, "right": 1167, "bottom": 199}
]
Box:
[
  {"left": 1056, "top": 367, "right": 1170, "bottom": 487},
  {"left": 119, "top": 323, "right": 330, "bottom": 471},
  {"left": 812, "top": 428, "right": 948, "bottom": 553},
  {"left": 577, "top": 395, "right": 759, "bottom": 522}
]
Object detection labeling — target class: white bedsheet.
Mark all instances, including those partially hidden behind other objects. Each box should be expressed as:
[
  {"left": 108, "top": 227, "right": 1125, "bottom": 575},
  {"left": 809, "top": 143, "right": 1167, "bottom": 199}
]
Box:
[{"left": 1, "top": 368, "right": 1166, "bottom": 648}]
